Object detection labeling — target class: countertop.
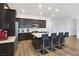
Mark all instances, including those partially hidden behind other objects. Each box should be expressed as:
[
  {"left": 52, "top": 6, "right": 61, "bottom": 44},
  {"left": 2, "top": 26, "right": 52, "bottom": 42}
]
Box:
[
  {"left": 0, "top": 36, "right": 16, "bottom": 44},
  {"left": 18, "top": 32, "right": 32, "bottom": 33},
  {"left": 18, "top": 31, "right": 47, "bottom": 33},
  {"left": 32, "top": 33, "right": 51, "bottom": 38}
]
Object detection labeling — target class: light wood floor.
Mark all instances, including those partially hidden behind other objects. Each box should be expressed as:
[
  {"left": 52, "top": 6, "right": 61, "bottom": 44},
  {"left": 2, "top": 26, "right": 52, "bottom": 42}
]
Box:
[{"left": 15, "top": 37, "right": 79, "bottom": 56}]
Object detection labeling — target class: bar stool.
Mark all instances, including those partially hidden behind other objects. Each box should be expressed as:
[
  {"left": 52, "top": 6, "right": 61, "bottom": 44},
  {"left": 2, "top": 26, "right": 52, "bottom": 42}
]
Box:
[
  {"left": 50, "top": 33, "right": 57, "bottom": 51},
  {"left": 64, "top": 32, "right": 69, "bottom": 37},
  {"left": 39, "top": 34, "right": 49, "bottom": 55},
  {"left": 57, "top": 32, "right": 65, "bottom": 49}
]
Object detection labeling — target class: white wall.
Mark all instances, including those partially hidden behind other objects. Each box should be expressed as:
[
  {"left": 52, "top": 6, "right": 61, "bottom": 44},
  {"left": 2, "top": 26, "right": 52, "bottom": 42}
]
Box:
[
  {"left": 52, "top": 18, "right": 72, "bottom": 35},
  {"left": 52, "top": 17, "right": 78, "bottom": 36},
  {"left": 70, "top": 18, "right": 77, "bottom": 35},
  {"left": 77, "top": 17, "right": 79, "bottom": 38},
  {"left": 16, "top": 13, "right": 53, "bottom": 33}
]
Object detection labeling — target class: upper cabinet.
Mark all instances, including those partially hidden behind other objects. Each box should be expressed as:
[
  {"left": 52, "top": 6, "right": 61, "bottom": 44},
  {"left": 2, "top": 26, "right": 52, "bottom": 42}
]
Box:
[
  {"left": 38, "top": 20, "right": 46, "bottom": 28},
  {"left": 0, "top": 3, "right": 4, "bottom": 28},
  {"left": 4, "top": 9, "right": 16, "bottom": 36},
  {"left": 0, "top": 3, "right": 16, "bottom": 36},
  {"left": 0, "top": 3, "right": 4, "bottom": 12},
  {"left": 17, "top": 18, "right": 46, "bottom": 28}
]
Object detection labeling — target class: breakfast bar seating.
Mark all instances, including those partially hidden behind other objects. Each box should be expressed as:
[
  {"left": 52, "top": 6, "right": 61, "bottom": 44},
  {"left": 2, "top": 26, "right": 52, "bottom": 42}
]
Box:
[
  {"left": 32, "top": 33, "right": 51, "bottom": 49},
  {"left": 32, "top": 32, "right": 69, "bottom": 55}
]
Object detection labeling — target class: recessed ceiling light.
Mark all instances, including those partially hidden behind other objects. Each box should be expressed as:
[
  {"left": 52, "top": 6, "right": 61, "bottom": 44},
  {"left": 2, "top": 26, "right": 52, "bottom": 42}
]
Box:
[
  {"left": 38, "top": 4, "right": 42, "bottom": 8},
  {"left": 40, "top": 12, "right": 42, "bottom": 15},
  {"left": 48, "top": 7, "right": 51, "bottom": 10},
  {"left": 56, "top": 9, "right": 59, "bottom": 12},
  {"left": 22, "top": 9, "right": 25, "bottom": 13},
  {"left": 52, "top": 14, "right": 55, "bottom": 17}
]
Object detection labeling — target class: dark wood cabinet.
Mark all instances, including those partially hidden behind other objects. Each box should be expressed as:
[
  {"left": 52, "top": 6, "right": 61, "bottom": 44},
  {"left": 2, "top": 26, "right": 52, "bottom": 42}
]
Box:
[
  {"left": 0, "top": 40, "right": 17, "bottom": 56},
  {"left": 0, "top": 11, "right": 4, "bottom": 28},
  {"left": 4, "top": 9, "right": 9, "bottom": 29},
  {"left": 0, "top": 3, "right": 4, "bottom": 12},
  {"left": 32, "top": 36, "right": 40, "bottom": 49},
  {"left": 0, "top": 3, "right": 16, "bottom": 36},
  {"left": 0, "top": 3, "right": 4, "bottom": 28},
  {"left": 18, "top": 33, "right": 25, "bottom": 40},
  {"left": 18, "top": 33, "right": 32, "bottom": 41},
  {"left": 0, "top": 43, "right": 14, "bottom": 56},
  {"left": 4, "top": 9, "right": 16, "bottom": 36},
  {"left": 8, "top": 9, "right": 16, "bottom": 36},
  {"left": 17, "top": 18, "right": 46, "bottom": 28},
  {"left": 38, "top": 20, "right": 46, "bottom": 28}
]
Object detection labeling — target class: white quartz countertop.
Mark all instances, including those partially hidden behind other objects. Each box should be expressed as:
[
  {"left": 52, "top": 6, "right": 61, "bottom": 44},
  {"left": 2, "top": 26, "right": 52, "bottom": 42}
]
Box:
[
  {"left": 0, "top": 36, "right": 16, "bottom": 44},
  {"left": 32, "top": 33, "right": 51, "bottom": 38},
  {"left": 18, "top": 32, "right": 32, "bottom": 33}
]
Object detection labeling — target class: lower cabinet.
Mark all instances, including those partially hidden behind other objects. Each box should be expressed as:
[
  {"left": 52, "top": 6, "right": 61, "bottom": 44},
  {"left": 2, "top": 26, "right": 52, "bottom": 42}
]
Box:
[
  {"left": 0, "top": 41, "right": 17, "bottom": 56},
  {"left": 32, "top": 36, "right": 41, "bottom": 49},
  {"left": 18, "top": 33, "right": 32, "bottom": 41}
]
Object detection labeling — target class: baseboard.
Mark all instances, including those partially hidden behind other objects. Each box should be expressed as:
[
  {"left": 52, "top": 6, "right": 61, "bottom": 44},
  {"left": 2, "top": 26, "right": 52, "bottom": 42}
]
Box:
[{"left": 70, "top": 35, "right": 77, "bottom": 37}]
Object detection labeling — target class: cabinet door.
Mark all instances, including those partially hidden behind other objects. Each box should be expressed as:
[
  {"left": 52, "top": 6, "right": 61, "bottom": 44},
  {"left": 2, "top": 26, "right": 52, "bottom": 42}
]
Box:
[
  {"left": 38, "top": 20, "right": 46, "bottom": 28},
  {"left": 8, "top": 9, "right": 16, "bottom": 36},
  {"left": 0, "top": 43, "right": 15, "bottom": 56},
  {"left": 0, "top": 3, "right": 4, "bottom": 28},
  {"left": 9, "top": 10, "right": 16, "bottom": 36},
  {"left": 18, "top": 33, "right": 24, "bottom": 40},
  {"left": 0, "top": 44, "right": 4, "bottom": 56},
  {"left": 4, "top": 9, "right": 10, "bottom": 29},
  {"left": 0, "top": 3, "right": 4, "bottom": 12},
  {"left": 0, "top": 11, "right": 4, "bottom": 28}
]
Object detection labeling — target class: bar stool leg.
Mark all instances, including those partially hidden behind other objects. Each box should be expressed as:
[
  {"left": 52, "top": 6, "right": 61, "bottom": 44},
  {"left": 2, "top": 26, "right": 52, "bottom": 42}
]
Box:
[
  {"left": 43, "top": 40, "right": 44, "bottom": 55},
  {"left": 50, "top": 39, "right": 56, "bottom": 51},
  {"left": 39, "top": 39, "right": 48, "bottom": 55},
  {"left": 58, "top": 38, "right": 63, "bottom": 49}
]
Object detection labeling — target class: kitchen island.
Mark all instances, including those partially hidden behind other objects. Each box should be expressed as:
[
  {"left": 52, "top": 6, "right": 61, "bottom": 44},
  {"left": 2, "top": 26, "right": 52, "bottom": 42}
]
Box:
[
  {"left": 0, "top": 36, "right": 17, "bottom": 56},
  {"left": 32, "top": 33, "right": 51, "bottom": 49}
]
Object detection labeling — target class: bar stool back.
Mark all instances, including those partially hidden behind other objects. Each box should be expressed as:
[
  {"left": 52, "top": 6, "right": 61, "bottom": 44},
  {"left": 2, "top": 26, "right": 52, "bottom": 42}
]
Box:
[
  {"left": 64, "top": 32, "right": 69, "bottom": 37},
  {"left": 39, "top": 34, "right": 49, "bottom": 55}
]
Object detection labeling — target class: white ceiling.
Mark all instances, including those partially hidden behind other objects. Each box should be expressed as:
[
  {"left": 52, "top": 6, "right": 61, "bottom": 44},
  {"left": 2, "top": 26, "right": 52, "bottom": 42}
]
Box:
[{"left": 8, "top": 3, "right": 79, "bottom": 19}]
